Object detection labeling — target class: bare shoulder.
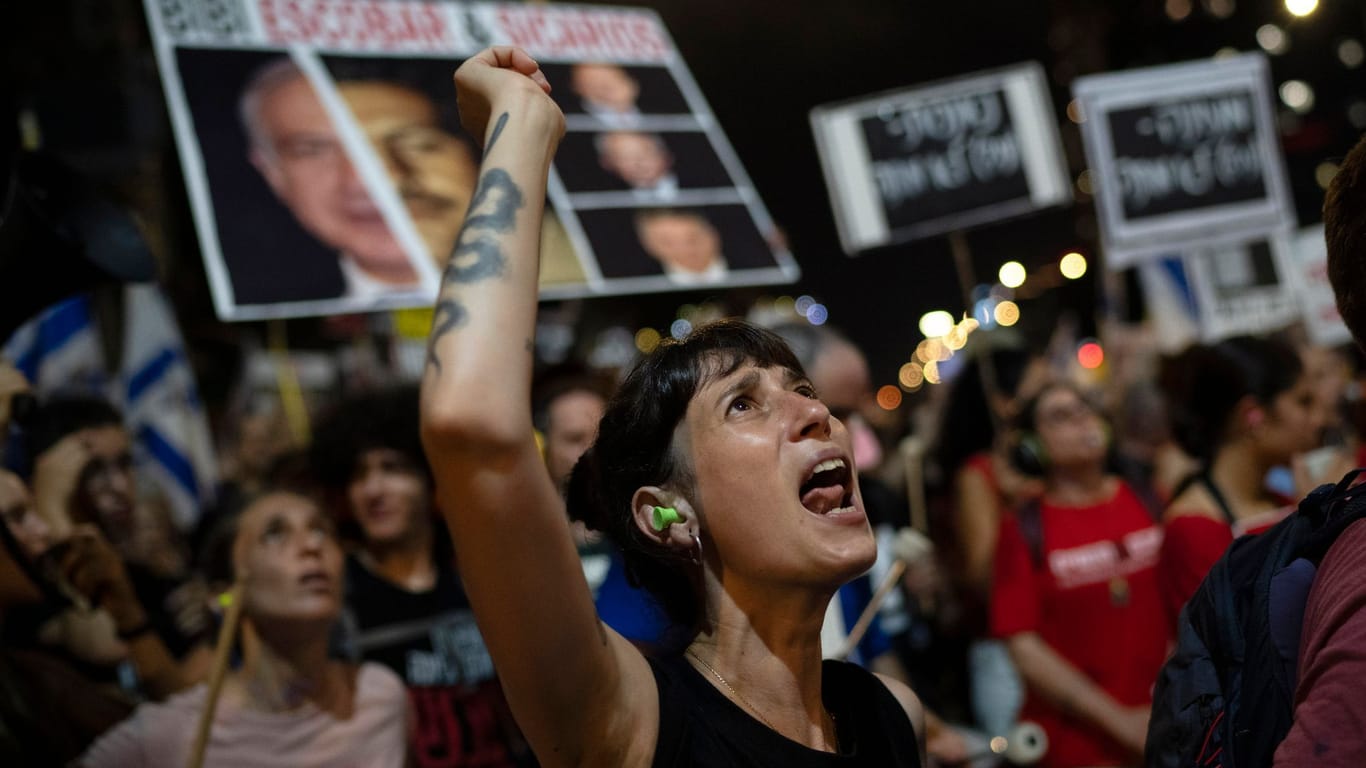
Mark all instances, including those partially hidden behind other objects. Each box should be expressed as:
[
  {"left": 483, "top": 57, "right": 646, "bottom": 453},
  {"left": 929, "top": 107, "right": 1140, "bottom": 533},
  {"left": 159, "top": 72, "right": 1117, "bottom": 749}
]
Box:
[
  {"left": 1163, "top": 485, "right": 1221, "bottom": 524},
  {"left": 873, "top": 672, "right": 924, "bottom": 727},
  {"left": 874, "top": 672, "right": 926, "bottom": 764}
]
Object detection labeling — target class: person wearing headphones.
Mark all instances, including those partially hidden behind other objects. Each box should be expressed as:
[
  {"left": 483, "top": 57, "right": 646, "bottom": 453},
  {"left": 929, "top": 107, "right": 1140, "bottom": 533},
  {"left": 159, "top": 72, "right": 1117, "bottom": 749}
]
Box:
[
  {"left": 419, "top": 47, "right": 924, "bottom": 766},
  {"left": 989, "top": 381, "right": 1166, "bottom": 768}
]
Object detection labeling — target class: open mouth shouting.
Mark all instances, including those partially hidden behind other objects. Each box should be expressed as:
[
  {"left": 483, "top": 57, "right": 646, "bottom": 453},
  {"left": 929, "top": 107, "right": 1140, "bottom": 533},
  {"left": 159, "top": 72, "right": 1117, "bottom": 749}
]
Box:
[{"left": 798, "top": 453, "right": 860, "bottom": 521}]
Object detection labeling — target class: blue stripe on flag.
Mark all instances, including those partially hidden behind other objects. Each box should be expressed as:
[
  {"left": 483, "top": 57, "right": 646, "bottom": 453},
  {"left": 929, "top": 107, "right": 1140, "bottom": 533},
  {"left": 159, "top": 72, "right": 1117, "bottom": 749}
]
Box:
[
  {"left": 137, "top": 424, "right": 200, "bottom": 501},
  {"left": 127, "top": 348, "right": 179, "bottom": 404},
  {"left": 14, "top": 296, "right": 92, "bottom": 379}
]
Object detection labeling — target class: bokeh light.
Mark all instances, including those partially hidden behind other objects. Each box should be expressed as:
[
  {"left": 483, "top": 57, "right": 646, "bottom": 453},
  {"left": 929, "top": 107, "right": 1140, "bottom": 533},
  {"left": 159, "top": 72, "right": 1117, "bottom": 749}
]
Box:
[
  {"left": 806, "top": 304, "right": 829, "bottom": 326},
  {"left": 795, "top": 295, "right": 816, "bottom": 316},
  {"left": 1279, "top": 80, "right": 1314, "bottom": 113},
  {"left": 634, "top": 327, "right": 661, "bottom": 354},
  {"left": 876, "top": 385, "right": 903, "bottom": 410},
  {"left": 919, "top": 310, "right": 954, "bottom": 338},
  {"left": 1339, "top": 39, "right": 1364, "bottom": 69},
  {"left": 1061, "top": 252, "right": 1088, "bottom": 280},
  {"left": 1204, "top": 0, "right": 1235, "bottom": 19},
  {"left": 1257, "top": 24, "right": 1288, "bottom": 55},
  {"left": 1316, "top": 162, "right": 1339, "bottom": 190},
  {"left": 1077, "top": 341, "right": 1105, "bottom": 370},
  {"left": 1165, "top": 0, "right": 1191, "bottom": 21},
  {"left": 1285, "top": 0, "right": 1317, "bottom": 17},
  {"left": 899, "top": 363, "right": 924, "bottom": 389},
  {"left": 1076, "top": 169, "right": 1095, "bottom": 195},
  {"left": 974, "top": 298, "right": 998, "bottom": 327},
  {"left": 995, "top": 300, "right": 1021, "bottom": 327},
  {"left": 670, "top": 319, "right": 693, "bottom": 339},
  {"left": 998, "top": 261, "right": 1027, "bottom": 289},
  {"left": 923, "top": 360, "right": 941, "bottom": 385}
]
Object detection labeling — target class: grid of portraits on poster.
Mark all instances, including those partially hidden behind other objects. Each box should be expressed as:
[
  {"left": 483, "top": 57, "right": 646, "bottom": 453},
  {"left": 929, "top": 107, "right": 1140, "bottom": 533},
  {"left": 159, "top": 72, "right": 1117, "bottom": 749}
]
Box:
[{"left": 144, "top": 0, "right": 799, "bottom": 321}]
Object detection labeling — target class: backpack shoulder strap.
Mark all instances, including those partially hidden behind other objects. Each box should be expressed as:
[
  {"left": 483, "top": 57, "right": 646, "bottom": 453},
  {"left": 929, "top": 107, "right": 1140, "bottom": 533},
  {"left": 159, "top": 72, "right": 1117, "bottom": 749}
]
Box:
[{"left": 1171, "top": 470, "right": 1236, "bottom": 527}]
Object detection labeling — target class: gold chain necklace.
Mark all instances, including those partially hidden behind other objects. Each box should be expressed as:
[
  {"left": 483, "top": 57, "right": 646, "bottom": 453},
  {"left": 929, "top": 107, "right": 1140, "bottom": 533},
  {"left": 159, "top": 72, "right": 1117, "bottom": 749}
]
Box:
[{"left": 685, "top": 649, "right": 838, "bottom": 749}]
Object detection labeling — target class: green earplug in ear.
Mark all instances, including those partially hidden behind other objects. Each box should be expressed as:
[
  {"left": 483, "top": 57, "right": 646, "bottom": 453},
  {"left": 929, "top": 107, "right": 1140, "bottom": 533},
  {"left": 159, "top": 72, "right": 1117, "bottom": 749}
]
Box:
[{"left": 649, "top": 505, "right": 681, "bottom": 531}]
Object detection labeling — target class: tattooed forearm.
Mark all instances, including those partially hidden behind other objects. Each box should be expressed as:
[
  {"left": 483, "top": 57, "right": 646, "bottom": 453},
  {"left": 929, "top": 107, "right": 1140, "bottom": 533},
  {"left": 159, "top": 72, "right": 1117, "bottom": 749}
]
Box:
[
  {"left": 426, "top": 299, "right": 468, "bottom": 371},
  {"left": 484, "top": 112, "right": 509, "bottom": 156},
  {"left": 425, "top": 115, "right": 528, "bottom": 373}
]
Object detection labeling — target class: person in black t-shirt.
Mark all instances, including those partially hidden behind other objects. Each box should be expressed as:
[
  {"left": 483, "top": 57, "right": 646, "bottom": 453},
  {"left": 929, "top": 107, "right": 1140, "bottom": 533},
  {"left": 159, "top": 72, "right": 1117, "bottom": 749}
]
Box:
[
  {"left": 420, "top": 48, "right": 924, "bottom": 768},
  {"left": 312, "top": 387, "right": 533, "bottom": 768}
]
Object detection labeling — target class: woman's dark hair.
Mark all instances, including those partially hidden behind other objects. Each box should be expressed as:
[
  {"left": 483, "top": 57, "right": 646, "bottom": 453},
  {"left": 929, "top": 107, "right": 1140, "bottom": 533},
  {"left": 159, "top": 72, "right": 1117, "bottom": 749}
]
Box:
[
  {"left": 935, "top": 346, "right": 1037, "bottom": 477},
  {"left": 566, "top": 319, "right": 803, "bottom": 631},
  {"left": 310, "top": 386, "right": 431, "bottom": 489},
  {"left": 1159, "top": 336, "right": 1303, "bottom": 463}
]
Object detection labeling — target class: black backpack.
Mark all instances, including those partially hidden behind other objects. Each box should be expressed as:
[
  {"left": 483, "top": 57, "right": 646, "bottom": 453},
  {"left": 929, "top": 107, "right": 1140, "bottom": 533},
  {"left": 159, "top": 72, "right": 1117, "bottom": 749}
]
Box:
[{"left": 1145, "top": 469, "right": 1366, "bottom": 768}]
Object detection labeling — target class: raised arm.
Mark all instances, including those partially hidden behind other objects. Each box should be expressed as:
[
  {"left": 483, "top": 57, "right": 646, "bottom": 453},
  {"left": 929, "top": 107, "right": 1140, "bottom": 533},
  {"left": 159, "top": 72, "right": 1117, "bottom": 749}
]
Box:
[{"left": 419, "top": 48, "right": 656, "bottom": 767}]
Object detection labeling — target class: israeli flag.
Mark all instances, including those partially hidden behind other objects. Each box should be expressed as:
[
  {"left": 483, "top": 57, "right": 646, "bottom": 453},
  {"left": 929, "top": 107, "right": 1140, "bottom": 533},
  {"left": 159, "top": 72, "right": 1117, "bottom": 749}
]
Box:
[{"left": 5, "top": 285, "right": 218, "bottom": 531}]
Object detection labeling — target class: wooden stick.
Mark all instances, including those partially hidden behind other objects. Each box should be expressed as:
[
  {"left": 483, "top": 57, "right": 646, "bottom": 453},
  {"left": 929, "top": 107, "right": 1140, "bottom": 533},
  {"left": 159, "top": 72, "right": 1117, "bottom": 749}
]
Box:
[
  {"left": 836, "top": 559, "right": 906, "bottom": 660},
  {"left": 187, "top": 581, "right": 245, "bottom": 768}
]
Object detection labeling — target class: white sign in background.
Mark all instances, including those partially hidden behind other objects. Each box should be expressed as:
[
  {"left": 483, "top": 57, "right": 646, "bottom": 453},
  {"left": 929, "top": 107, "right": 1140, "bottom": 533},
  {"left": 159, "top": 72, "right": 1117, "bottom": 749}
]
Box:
[
  {"left": 1073, "top": 54, "right": 1296, "bottom": 271},
  {"left": 1287, "top": 225, "right": 1352, "bottom": 347},
  {"left": 810, "top": 63, "right": 1071, "bottom": 254}
]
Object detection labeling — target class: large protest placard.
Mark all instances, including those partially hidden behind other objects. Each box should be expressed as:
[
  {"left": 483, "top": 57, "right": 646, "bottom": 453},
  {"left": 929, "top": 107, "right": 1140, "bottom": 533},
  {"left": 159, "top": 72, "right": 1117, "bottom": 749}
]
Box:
[
  {"left": 1073, "top": 54, "right": 1295, "bottom": 270},
  {"left": 809, "top": 63, "right": 1071, "bottom": 254},
  {"left": 144, "top": 0, "right": 797, "bottom": 321}
]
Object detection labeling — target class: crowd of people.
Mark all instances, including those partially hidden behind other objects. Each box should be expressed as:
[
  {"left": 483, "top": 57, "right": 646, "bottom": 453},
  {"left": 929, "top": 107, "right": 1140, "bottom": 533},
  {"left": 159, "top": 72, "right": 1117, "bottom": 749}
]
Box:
[{"left": 1, "top": 46, "right": 1365, "bottom": 768}]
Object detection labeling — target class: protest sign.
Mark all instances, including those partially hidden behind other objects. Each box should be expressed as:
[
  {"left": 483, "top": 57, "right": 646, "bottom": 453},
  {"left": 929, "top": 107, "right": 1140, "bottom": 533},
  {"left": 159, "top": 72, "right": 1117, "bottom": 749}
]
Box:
[
  {"left": 145, "top": 0, "right": 797, "bottom": 321},
  {"left": 1287, "top": 225, "right": 1351, "bottom": 347},
  {"left": 809, "top": 63, "right": 1071, "bottom": 254},
  {"left": 1073, "top": 54, "right": 1295, "bottom": 269},
  {"left": 1138, "top": 235, "right": 1300, "bottom": 344},
  {"left": 1184, "top": 236, "right": 1300, "bottom": 341}
]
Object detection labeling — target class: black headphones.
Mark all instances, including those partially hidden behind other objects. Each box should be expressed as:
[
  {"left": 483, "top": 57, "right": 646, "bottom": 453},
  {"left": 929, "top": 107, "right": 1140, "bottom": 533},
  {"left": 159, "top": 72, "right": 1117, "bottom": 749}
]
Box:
[
  {"left": 1010, "top": 431, "right": 1050, "bottom": 477},
  {"left": 1008, "top": 385, "right": 1113, "bottom": 477}
]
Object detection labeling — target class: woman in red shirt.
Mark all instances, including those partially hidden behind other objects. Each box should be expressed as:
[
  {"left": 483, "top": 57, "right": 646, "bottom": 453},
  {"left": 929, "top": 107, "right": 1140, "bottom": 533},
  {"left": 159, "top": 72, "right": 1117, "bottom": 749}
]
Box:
[
  {"left": 1157, "top": 337, "right": 1321, "bottom": 628},
  {"left": 990, "top": 382, "right": 1167, "bottom": 768}
]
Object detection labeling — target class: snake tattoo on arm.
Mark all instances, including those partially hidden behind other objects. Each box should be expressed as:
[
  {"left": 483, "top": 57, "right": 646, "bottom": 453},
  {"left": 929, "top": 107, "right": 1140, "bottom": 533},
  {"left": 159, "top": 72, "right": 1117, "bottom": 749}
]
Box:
[{"left": 426, "top": 113, "right": 526, "bottom": 373}]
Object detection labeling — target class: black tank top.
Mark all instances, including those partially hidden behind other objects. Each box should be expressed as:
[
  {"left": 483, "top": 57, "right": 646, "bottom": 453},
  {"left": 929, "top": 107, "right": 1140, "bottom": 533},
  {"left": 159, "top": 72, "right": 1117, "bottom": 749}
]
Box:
[{"left": 648, "top": 655, "right": 922, "bottom": 767}]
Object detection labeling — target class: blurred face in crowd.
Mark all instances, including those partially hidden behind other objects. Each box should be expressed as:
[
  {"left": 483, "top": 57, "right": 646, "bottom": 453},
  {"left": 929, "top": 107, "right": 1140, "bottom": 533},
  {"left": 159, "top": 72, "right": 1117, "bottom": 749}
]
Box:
[
  {"left": 249, "top": 74, "right": 415, "bottom": 284},
  {"left": 347, "top": 448, "right": 431, "bottom": 548},
  {"left": 637, "top": 213, "right": 723, "bottom": 274},
  {"left": 598, "top": 132, "right": 672, "bottom": 188},
  {"left": 1249, "top": 371, "right": 1322, "bottom": 464},
  {"left": 338, "top": 82, "right": 479, "bottom": 265},
  {"left": 807, "top": 340, "right": 882, "bottom": 471},
  {"left": 235, "top": 492, "right": 343, "bottom": 627},
  {"left": 75, "top": 426, "right": 136, "bottom": 545},
  {"left": 545, "top": 389, "right": 606, "bottom": 489},
  {"left": 571, "top": 63, "right": 639, "bottom": 113},
  {"left": 1032, "top": 385, "right": 1108, "bottom": 472},
  {"left": 0, "top": 469, "right": 51, "bottom": 561}
]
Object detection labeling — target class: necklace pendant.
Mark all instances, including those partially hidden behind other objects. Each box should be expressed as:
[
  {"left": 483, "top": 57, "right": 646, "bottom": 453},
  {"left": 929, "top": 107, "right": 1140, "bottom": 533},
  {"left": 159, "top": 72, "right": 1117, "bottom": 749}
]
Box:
[{"left": 1109, "top": 576, "right": 1130, "bottom": 607}]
